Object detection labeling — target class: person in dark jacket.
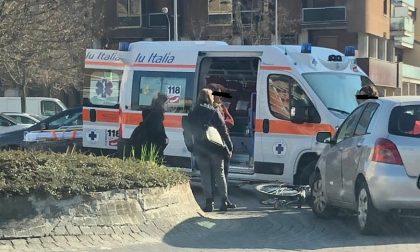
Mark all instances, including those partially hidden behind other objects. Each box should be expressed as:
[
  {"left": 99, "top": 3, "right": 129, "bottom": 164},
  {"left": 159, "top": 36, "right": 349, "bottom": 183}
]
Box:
[
  {"left": 206, "top": 83, "right": 236, "bottom": 209},
  {"left": 130, "top": 93, "right": 168, "bottom": 160},
  {"left": 188, "top": 88, "right": 234, "bottom": 212}
]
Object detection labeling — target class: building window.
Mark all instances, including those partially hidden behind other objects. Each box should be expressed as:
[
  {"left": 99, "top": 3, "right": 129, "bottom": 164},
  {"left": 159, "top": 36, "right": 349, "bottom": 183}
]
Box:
[
  {"left": 208, "top": 0, "right": 232, "bottom": 25},
  {"left": 383, "top": 0, "right": 388, "bottom": 15},
  {"left": 403, "top": 83, "right": 409, "bottom": 96},
  {"left": 117, "top": 0, "right": 142, "bottom": 27}
]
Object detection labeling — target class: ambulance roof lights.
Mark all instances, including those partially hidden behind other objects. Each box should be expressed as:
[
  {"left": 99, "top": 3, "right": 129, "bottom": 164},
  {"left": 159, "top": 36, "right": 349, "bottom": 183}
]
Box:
[
  {"left": 118, "top": 42, "right": 130, "bottom": 51},
  {"left": 301, "top": 43, "right": 312, "bottom": 53},
  {"left": 328, "top": 55, "right": 342, "bottom": 62},
  {"left": 344, "top": 46, "right": 355, "bottom": 57}
]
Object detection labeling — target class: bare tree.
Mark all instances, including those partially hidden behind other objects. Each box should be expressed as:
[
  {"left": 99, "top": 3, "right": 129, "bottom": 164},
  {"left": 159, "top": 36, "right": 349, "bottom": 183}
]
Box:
[
  {"left": 0, "top": 0, "right": 104, "bottom": 112},
  {"left": 190, "top": 18, "right": 208, "bottom": 40}
]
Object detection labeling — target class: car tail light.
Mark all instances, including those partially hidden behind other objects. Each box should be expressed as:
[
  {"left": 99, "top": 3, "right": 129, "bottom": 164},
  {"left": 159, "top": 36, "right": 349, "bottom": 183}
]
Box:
[
  {"left": 372, "top": 138, "right": 403, "bottom": 165},
  {"left": 118, "top": 105, "right": 123, "bottom": 138}
]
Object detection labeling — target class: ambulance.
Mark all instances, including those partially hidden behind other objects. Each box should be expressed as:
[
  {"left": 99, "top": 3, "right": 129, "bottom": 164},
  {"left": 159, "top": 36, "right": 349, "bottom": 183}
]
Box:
[
  {"left": 83, "top": 49, "right": 124, "bottom": 155},
  {"left": 83, "top": 41, "right": 377, "bottom": 185}
]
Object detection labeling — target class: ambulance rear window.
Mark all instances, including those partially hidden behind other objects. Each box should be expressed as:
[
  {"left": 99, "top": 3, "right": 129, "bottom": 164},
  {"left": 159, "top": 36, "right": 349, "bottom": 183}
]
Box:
[{"left": 83, "top": 69, "right": 122, "bottom": 108}]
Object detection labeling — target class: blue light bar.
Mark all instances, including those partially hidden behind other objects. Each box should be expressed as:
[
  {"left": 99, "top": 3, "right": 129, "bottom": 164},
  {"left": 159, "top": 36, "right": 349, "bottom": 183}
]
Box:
[
  {"left": 118, "top": 42, "right": 130, "bottom": 51},
  {"left": 301, "top": 43, "right": 312, "bottom": 53},
  {"left": 344, "top": 46, "right": 355, "bottom": 56}
]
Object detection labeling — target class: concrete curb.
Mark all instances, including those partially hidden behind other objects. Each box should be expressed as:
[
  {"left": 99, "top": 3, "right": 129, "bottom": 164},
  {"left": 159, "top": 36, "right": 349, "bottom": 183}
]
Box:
[{"left": 0, "top": 183, "right": 203, "bottom": 241}]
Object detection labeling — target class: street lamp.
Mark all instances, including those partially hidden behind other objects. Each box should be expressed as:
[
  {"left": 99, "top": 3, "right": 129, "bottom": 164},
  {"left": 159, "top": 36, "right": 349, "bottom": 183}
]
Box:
[{"left": 162, "top": 7, "right": 171, "bottom": 41}]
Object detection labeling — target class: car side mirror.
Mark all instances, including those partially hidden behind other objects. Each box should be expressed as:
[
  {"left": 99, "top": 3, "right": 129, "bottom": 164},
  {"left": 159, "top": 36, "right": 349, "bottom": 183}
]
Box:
[
  {"left": 40, "top": 122, "right": 47, "bottom": 130},
  {"left": 316, "top": 132, "right": 334, "bottom": 144},
  {"left": 291, "top": 106, "right": 309, "bottom": 124}
]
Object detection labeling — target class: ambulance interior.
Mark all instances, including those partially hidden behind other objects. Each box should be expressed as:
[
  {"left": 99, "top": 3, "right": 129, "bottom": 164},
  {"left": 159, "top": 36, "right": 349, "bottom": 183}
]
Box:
[{"left": 198, "top": 57, "right": 259, "bottom": 169}]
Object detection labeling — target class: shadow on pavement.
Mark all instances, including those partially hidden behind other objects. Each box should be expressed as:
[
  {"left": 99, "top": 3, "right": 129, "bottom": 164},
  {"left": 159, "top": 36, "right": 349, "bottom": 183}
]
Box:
[{"left": 161, "top": 182, "right": 420, "bottom": 251}]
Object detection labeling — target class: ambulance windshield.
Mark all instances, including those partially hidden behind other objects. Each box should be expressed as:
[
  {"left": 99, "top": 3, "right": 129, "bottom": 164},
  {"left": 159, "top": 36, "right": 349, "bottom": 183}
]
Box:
[{"left": 303, "top": 73, "right": 376, "bottom": 118}]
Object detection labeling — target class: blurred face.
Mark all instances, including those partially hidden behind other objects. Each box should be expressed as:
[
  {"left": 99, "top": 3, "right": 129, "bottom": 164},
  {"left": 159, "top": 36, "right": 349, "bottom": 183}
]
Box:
[{"left": 213, "top": 88, "right": 222, "bottom": 103}]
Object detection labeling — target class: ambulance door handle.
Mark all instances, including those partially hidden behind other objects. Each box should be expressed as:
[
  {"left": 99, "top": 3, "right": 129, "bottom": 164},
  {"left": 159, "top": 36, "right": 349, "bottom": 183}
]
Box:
[
  {"left": 263, "top": 119, "right": 269, "bottom": 133},
  {"left": 89, "top": 109, "right": 97, "bottom": 122}
]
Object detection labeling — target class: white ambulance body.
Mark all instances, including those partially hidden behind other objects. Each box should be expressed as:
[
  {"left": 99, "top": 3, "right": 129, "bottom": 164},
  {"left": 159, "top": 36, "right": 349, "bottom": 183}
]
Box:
[
  {"left": 83, "top": 49, "right": 124, "bottom": 154},
  {"left": 83, "top": 41, "right": 376, "bottom": 185}
]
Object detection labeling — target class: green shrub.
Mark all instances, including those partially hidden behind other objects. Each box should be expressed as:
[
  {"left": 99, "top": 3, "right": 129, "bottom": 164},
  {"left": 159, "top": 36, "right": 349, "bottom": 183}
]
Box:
[{"left": 0, "top": 150, "right": 189, "bottom": 198}]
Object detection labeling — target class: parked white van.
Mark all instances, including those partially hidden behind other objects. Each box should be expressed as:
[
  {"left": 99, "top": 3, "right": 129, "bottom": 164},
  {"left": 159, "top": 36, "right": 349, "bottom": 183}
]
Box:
[{"left": 0, "top": 97, "right": 67, "bottom": 118}]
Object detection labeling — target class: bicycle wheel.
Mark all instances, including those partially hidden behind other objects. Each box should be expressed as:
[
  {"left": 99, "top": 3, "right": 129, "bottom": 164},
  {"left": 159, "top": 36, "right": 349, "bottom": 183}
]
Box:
[{"left": 255, "top": 183, "right": 300, "bottom": 198}]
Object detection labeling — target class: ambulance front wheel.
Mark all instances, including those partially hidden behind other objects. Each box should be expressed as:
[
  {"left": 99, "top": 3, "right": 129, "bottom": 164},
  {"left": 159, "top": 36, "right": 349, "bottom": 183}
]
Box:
[{"left": 298, "top": 160, "right": 317, "bottom": 186}]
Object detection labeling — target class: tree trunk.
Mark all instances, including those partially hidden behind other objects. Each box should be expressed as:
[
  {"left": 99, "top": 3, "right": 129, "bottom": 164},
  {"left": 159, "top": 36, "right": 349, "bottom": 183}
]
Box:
[
  {"left": 20, "top": 64, "right": 27, "bottom": 113},
  {"left": 20, "top": 85, "right": 27, "bottom": 113},
  {"left": 232, "top": 0, "right": 243, "bottom": 44}
]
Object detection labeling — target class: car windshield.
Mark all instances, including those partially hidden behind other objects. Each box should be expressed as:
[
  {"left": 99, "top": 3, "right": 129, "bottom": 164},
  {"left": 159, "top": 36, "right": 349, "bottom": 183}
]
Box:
[
  {"left": 389, "top": 105, "right": 420, "bottom": 138},
  {"left": 303, "top": 72, "right": 376, "bottom": 118},
  {"left": 48, "top": 111, "right": 82, "bottom": 129}
]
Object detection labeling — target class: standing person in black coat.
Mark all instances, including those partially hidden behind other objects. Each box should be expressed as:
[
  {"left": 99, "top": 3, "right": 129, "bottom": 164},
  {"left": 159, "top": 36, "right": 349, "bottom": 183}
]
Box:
[
  {"left": 130, "top": 93, "right": 168, "bottom": 161},
  {"left": 206, "top": 83, "right": 236, "bottom": 209},
  {"left": 187, "top": 88, "right": 234, "bottom": 212}
]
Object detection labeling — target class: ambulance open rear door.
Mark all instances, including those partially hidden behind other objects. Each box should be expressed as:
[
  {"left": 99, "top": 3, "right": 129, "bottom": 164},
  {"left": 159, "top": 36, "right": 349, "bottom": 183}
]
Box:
[{"left": 82, "top": 49, "right": 124, "bottom": 154}]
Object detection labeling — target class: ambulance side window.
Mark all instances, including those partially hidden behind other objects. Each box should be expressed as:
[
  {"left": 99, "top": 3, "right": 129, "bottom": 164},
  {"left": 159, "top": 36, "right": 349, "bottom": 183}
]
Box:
[
  {"left": 268, "top": 74, "right": 320, "bottom": 123},
  {"left": 131, "top": 71, "right": 194, "bottom": 113},
  {"left": 268, "top": 75, "right": 292, "bottom": 120}
]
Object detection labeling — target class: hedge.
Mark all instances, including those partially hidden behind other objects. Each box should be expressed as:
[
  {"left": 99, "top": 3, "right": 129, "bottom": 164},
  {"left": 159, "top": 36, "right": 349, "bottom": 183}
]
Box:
[{"left": 0, "top": 150, "right": 189, "bottom": 198}]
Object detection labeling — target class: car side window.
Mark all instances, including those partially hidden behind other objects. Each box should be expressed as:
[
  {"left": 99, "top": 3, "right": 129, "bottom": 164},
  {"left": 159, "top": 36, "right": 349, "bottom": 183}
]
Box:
[
  {"left": 354, "top": 103, "right": 379, "bottom": 136},
  {"left": 335, "top": 105, "right": 366, "bottom": 143},
  {"left": 0, "top": 116, "right": 11, "bottom": 126}
]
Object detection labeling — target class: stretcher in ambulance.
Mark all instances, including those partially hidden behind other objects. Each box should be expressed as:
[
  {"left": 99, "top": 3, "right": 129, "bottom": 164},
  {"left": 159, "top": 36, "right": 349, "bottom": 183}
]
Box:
[{"left": 83, "top": 41, "right": 377, "bottom": 185}]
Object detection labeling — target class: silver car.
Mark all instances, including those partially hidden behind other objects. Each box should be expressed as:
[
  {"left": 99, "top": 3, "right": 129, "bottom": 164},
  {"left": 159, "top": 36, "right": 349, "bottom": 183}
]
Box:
[{"left": 311, "top": 96, "right": 420, "bottom": 234}]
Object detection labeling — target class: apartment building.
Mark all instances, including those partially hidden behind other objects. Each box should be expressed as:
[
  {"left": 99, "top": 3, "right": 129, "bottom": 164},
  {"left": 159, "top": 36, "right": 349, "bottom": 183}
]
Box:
[
  {"left": 101, "top": 0, "right": 419, "bottom": 96},
  {"left": 392, "top": 0, "right": 420, "bottom": 96},
  {"left": 101, "top": 0, "right": 301, "bottom": 47},
  {"left": 299, "top": 0, "right": 420, "bottom": 96}
]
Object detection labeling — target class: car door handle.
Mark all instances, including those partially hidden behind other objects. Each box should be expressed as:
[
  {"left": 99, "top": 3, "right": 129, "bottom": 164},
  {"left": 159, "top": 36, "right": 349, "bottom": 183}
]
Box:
[
  {"left": 339, "top": 147, "right": 343, "bottom": 151},
  {"left": 357, "top": 143, "right": 362, "bottom": 147}
]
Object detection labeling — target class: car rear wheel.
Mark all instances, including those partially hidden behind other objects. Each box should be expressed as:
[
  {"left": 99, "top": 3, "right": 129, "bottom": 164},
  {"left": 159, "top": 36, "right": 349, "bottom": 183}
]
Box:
[
  {"left": 357, "top": 181, "right": 383, "bottom": 235},
  {"left": 311, "top": 172, "right": 335, "bottom": 218}
]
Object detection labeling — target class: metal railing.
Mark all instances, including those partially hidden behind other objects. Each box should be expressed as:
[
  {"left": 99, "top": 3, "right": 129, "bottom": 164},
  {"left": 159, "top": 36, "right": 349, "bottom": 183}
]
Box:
[
  {"left": 391, "top": 17, "right": 414, "bottom": 33},
  {"left": 302, "top": 6, "right": 346, "bottom": 23},
  {"left": 393, "top": 0, "right": 415, "bottom": 9}
]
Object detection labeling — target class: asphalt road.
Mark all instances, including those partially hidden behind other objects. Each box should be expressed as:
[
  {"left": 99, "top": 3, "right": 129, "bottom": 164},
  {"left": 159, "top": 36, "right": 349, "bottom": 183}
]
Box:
[{"left": 92, "top": 181, "right": 420, "bottom": 252}]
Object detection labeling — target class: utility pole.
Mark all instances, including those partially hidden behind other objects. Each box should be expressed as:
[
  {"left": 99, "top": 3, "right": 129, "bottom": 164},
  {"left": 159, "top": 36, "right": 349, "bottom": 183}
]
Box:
[
  {"left": 174, "top": 0, "right": 178, "bottom": 41},
  {"left": 275, "top": 0, "right": 278, "bottom": 44}
]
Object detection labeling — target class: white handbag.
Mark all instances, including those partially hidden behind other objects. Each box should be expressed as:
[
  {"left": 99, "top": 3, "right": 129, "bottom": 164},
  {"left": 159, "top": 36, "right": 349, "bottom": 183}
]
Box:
[{"left": 205, "top": 126, "right": 224, "bottom": 147}]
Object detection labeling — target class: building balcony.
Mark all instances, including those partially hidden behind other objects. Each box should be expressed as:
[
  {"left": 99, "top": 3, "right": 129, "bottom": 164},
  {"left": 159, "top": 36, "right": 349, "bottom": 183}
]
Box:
[
  {"left": 393, "top": 0, "right": 416, "bottom": 11},
  {"left": 302, "top": 6, "right": 346, "bottom": 28},
  {"left": 110, "top": 13, "right": 175, "bottom": 40},
  {"left": 400, "top": 63, "right": 420, "bottom": 82},
  {"left": 394, "top": 35, "right": 415, "bottom": 49},
  {"left": 391, "top": 17, "right": 414, "bottom": 36}
]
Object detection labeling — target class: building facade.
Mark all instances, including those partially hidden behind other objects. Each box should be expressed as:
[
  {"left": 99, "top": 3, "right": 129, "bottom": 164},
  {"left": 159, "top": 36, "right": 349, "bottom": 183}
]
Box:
[{"left": 100, "top": 0, "right": 420, "bottom": 96}]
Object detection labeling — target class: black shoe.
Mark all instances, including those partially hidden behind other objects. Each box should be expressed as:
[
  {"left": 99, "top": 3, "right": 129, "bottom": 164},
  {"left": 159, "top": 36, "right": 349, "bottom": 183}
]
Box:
[
  {"left": 226, "top": 199, "right": 236, "bottom": 209},
  {"left": 203, "top": 198, "right": 214, "bottom": 212},
  {"left": 220, "top": 199, "right": 228, "bottom": 212}
]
